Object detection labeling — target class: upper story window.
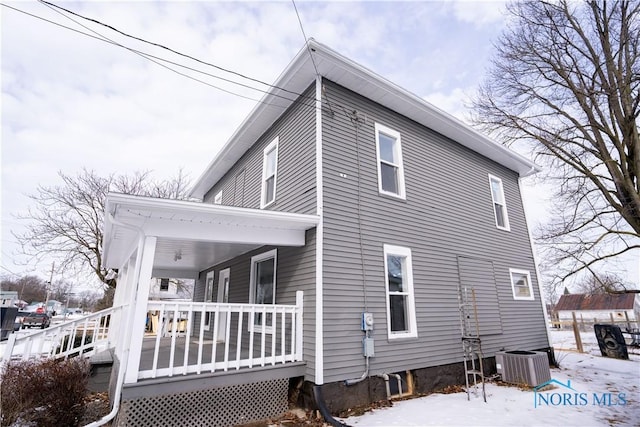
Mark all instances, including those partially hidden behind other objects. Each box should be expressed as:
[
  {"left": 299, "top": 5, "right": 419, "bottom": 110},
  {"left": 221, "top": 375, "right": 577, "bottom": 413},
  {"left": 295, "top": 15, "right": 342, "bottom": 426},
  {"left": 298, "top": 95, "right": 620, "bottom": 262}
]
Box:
[
  {"left": 159, "top": 278, "right": 169, "bottom": 292},
  {"left": 383, "top": 244, "right": 417, "bottom": 339},
  {"left": 509, "top": 268, "right": 534, "bottom": 300},
  {"left": 261, "top": 137, "right": 279, "bottom": 208},
  {"left": 249, "top": 249, "right": 277, "bottom": 332},
  {"left": 375, "top": 123, "right": 406, "bottom": 199},
  {"left": 489, "top": 174, "right": 510, "bottom": 231},
  {"left": 213, "top": 190, "right": 222, "bottom": 205}
]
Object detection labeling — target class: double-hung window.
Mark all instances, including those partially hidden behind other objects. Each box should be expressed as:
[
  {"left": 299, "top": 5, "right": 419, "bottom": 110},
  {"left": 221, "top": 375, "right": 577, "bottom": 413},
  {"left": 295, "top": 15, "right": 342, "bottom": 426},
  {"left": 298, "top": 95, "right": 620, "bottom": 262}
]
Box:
[
  {"left": 489, "top": 175, "right": 510, "bottom": 231},
  {"left": 509, "top": 268, "right": 534, "bottom": 300},
  {"left": 383, "top": 244, "right": 417, "bottom": 339},
  {"left": 249, "top": 249, "right": 277, "bottom": 331},
  {"left": 375, "top": 123, "right": 405, "bottom": 199},
  {"left": 261, "top": 138, "right": 279, "bottom": 208}
]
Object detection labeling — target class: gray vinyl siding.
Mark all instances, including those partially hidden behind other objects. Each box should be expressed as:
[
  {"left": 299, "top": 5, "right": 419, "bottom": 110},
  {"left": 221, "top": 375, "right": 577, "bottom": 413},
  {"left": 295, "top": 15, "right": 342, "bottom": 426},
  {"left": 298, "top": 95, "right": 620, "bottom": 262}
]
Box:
[
  {"left": 320, "top": 79, "right": 548, "bottom": 384},
  {"left": 193, "top": 229, "right": 317, "bottom": 381},
  {"left": 202, "top": 84, "right": 316, "bottom": 216}
]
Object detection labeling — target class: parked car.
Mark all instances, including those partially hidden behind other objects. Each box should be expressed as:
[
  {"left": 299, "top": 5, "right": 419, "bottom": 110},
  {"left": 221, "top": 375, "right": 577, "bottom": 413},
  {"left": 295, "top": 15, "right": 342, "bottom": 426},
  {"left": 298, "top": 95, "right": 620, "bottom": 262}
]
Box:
[
  {"left": 22, "top": 312, "right": 51, "bottom": 329},
  {"left": 13, "top": 311, "right": 29, "bottom": 331}
]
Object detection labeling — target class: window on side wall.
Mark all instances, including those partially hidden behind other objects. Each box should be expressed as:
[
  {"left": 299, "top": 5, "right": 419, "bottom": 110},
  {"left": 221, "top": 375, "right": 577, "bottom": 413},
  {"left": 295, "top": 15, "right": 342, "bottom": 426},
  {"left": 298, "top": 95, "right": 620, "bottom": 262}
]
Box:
[
  {"left": 213, "top": 190, "right": 222, "bottom": 205},
  {"left": 383, "top": 244, "right": 417, "bottom": 339},
  {"left": 489, "top": 174, "right": 510, "bottom": 231},
  {"left": 375, "top": 123, "right": 405, "bottom": 199},
  {"left": 249, "top": 249, "right": 277, "bottom": 332},
  {"left": 204, "top": 271, "right": 214, "bottom": 331},
  {"left": 261, "top": 137, "right": 279, "bottom": 208},
  {"left": 509, "top": 268, "right": 534, "bottom": 300},
  {"left": 159, "top": 278, "right": 169, "bottom": 292}
]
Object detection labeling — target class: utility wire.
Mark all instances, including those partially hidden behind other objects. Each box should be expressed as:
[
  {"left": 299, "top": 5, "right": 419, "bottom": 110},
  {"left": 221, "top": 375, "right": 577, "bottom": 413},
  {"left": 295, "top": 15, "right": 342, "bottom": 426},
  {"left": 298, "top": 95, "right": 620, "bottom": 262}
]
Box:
[
  {"left": 37, "top": 0, "right": 299, "bottom": 105},
  {"left": 39, "top": 0, "right": 308, "bottom": 100},
  {"left": 3, "top": 2, "right": 361, "bottom": 119},
  {"left": 5, "top": 1, "right": 319, "bottom": 110},
  {"left": 291, "top": 0, "right": 336, "bottom": 115}
]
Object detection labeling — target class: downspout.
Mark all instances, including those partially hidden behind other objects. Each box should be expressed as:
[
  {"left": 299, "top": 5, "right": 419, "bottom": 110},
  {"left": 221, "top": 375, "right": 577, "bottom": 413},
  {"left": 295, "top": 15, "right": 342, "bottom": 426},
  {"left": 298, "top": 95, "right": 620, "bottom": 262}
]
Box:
[
  {"left": 84, "top": 212, "right": 146, "bottom": 427},
  {"left": 313, "top": 385, "right": 351, "bottom": 427}
]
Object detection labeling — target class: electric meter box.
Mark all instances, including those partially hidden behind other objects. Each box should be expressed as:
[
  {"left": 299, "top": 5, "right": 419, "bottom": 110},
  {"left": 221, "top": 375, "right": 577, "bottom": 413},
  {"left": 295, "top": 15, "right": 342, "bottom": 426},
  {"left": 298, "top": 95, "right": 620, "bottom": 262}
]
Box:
[{"left": 361, "top": 312, "right": 374, "bottom": 331}]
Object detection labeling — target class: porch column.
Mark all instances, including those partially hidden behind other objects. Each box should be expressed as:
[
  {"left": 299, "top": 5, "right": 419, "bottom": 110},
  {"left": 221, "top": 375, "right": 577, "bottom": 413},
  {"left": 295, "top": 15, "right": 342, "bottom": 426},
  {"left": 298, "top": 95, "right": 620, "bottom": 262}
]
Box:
[
  {"left": 124, "top": 235, "right": 157, "bottom": 384},
  {"left": 108, "top": 260, "right": 128, "bottom": 351}
]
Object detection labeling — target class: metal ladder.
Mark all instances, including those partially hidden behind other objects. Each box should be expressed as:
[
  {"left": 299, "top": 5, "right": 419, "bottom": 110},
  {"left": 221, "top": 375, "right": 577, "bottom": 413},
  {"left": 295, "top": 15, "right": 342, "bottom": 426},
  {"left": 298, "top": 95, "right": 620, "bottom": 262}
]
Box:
[{"left": 459, "top": 287, "right": 486, "bottom": 402}]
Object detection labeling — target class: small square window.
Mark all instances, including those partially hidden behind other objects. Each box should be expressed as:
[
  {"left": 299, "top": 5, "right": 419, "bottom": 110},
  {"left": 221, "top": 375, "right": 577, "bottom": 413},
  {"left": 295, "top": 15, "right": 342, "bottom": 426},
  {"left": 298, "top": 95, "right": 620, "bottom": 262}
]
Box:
[
  {"left": 375, "top": 124, "right": 405, "bottom": 199},
  {"left": 159, "top": 278, "right": 169, "bottom": 292},
  {"left": 509, "top": 269, "right": 534, "bottom": 300}
]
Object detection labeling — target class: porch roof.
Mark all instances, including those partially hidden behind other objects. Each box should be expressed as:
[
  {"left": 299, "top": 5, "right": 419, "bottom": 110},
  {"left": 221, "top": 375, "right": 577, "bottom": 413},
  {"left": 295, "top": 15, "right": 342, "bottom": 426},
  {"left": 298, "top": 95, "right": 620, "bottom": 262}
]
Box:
[{"left": 103, "top": 193, "right": 319, "bottom": 279}]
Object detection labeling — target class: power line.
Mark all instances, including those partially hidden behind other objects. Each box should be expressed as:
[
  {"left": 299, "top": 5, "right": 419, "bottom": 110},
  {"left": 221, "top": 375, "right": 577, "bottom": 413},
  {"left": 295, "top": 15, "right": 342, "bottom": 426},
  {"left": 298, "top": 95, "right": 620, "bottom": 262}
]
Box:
[
  {"left": 3, "top": 1, "right": 363, "bottom": 125},
  {"left": 38, "top": 0, "right": 308, "bottom": 100},
  {"left": 291, "top": 0, "right": 336, "bottom": 115},
  {"left": 3, "top": 1, "right": 317, "bottom": 110}
]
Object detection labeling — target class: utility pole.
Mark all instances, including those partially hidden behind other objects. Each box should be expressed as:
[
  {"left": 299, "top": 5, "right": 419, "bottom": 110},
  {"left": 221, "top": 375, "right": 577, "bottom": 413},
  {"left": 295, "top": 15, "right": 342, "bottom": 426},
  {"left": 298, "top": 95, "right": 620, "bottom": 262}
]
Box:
[{"left": 45, "top": 262, "right": 54, "bottom": 313}]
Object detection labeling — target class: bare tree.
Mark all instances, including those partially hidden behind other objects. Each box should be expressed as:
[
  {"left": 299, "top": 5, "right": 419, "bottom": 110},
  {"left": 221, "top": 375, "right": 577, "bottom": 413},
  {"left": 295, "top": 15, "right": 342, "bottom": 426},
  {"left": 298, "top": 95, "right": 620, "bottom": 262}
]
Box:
[
  {"left": 472, "top": 1, "right": 640, "bottom": 291},
  {"left": 575, "top": 272, "right": 629, "bottom": 294},
  {"left": 0, "top": 275, "right": 47, "bottom": 303},
  {"left": 13, "top": 169, "right": 191, "bottom": 292}
]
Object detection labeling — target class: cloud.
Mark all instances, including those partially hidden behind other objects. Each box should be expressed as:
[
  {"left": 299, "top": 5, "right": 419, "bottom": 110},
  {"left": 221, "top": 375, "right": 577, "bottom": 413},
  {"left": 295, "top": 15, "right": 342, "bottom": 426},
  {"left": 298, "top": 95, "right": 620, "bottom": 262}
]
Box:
[{"left": 449, "top": 0, "right": 507, "bottom": 28}]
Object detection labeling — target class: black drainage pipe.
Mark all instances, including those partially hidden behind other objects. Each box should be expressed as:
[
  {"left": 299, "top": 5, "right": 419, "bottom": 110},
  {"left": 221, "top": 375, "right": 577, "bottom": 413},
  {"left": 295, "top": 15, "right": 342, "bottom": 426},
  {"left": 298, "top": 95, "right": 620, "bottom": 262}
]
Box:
[{"left": 313, "top": 384, "right": 351, "bottom": 427}]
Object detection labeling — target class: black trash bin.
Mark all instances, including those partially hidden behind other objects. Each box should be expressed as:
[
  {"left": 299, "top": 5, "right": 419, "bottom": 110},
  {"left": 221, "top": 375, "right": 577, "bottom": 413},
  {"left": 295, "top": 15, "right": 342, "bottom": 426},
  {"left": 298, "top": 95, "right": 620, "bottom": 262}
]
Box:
[
  {"left": 594, "top": 324, "right": 628, "bottom": 360},
  {"left": 1, "top": 307, "right": 18, "bottom": 340}
]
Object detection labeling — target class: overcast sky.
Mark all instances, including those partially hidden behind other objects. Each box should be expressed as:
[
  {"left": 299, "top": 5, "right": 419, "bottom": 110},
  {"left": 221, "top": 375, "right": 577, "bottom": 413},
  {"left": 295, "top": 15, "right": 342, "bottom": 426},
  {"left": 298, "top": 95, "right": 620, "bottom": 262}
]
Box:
[{"left": 2, "top": 1, "right": 637, "bottom": 289}]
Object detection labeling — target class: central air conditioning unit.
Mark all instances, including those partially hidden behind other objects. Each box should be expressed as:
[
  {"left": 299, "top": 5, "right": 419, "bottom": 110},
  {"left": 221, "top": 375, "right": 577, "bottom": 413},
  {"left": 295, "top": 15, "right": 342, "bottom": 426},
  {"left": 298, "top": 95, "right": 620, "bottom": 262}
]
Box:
[{"left": 495, "top": 350, "right": 551, "bottom": 387}]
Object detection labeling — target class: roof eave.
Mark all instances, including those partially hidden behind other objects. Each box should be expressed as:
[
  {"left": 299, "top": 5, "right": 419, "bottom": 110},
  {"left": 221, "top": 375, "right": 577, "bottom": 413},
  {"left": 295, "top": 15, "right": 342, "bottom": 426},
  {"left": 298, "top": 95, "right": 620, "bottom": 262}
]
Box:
[{"left": 189, "top": 40, "right": 541, "bottom": 199}]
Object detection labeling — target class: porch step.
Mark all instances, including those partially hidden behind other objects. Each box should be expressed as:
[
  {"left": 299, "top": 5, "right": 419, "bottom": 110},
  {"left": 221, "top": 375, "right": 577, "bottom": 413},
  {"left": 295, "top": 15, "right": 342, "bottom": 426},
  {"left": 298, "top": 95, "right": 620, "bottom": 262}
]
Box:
[{"left": 89, "top": 349, "right": 114, "bottom": 393}]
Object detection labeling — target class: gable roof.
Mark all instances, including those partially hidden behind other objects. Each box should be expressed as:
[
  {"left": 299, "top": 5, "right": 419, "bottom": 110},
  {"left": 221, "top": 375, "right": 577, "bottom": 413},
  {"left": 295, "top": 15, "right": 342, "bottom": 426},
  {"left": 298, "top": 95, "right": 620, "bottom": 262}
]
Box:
[
  {"left": 555, "top": 293, "right": 637, "bottom": 311},
  {"left": 189, "top": 39, "right": 540, "bottom": 200}
]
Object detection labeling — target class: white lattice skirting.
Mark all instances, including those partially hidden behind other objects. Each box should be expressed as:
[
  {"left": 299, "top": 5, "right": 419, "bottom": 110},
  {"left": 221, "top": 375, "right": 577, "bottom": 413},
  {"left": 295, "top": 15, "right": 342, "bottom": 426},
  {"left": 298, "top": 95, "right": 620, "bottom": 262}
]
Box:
[{"left": 116, "top": 378, "right": 289, "bottom": 426}]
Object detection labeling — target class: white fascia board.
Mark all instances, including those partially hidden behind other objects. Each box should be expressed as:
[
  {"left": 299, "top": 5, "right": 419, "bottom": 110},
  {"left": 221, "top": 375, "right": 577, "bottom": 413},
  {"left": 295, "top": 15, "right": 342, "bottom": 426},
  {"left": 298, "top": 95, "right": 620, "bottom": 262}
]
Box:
[{"left": 107, "top": 193, "right": 320, "bottom": 229}]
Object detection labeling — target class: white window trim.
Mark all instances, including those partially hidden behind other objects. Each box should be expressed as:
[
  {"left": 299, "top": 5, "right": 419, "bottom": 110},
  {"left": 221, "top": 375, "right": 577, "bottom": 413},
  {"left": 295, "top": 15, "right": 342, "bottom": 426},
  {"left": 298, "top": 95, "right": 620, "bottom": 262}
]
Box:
[
  {"left": 375, "top": 123, "right": 406, "bottom": 199},
  {"left": 489, "top": 174, "right": 510, "bottom": 231},
  {"left": 509, "top": 268, "right": 534, "bottom": 301},
  {"left": 260, "top": 137, "right": 279, "bottom": 209},
  {"left": 383, "top": 244, "right": 417, "bottom": 339},
  {"left": 249, "top": 249, "right": 277, "bottom": 333},
  {"left": 204, "top": 270, "right": 215, "bottom": 331},
  {"left": 213, "top": 190, "right": 223, "bottom": 205}
]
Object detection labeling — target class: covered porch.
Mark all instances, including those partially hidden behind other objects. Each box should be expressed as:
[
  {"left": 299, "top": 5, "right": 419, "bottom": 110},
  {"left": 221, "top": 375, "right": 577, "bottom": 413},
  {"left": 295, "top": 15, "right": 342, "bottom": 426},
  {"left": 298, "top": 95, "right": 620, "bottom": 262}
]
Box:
[{"left": 102, "top": 193, "right": 319, "bottom": 387}]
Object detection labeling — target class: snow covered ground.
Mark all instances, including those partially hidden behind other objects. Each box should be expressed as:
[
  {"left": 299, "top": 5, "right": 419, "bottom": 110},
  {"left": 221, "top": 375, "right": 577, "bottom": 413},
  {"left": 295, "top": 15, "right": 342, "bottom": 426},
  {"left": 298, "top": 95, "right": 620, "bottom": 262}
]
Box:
[{"left": 340, "top": 329, "right": 640, "bottom": 426}]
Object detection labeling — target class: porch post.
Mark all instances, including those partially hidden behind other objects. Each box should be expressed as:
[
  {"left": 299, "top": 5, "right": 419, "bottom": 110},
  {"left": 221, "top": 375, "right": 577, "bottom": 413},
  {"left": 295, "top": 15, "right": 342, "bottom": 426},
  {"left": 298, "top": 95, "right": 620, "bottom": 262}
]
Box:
[
  {"left": 124, "top": 236, "right": 157, "bottom": 384},
  {"left": 296, "top": 290, "right": 303, "bottom": 361},
  {"left": 109, "top": 260, "right": 129, "bottom": 350}
]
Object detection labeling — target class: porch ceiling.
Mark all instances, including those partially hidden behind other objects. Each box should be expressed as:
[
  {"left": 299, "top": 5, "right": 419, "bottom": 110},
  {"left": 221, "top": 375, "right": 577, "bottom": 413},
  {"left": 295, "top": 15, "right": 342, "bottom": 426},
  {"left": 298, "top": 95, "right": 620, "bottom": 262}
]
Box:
[{"left": 103, "top": 193, "right": 319, "bottom": 279}]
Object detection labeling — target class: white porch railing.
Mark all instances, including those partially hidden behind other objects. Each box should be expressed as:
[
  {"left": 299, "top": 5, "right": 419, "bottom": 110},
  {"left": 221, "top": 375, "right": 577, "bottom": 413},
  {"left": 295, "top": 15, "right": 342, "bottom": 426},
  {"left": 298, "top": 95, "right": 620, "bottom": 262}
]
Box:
[
  {"left": 137, "top": 291, "right": 303, "bottom": 380},
  {"left": 1, "top": 305, "right": 126, "bottom": 366}
]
